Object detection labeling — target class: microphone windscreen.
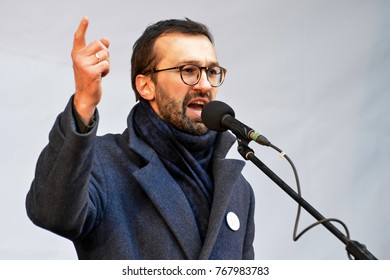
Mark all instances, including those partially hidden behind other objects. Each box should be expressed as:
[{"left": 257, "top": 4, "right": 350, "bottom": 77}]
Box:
[{"left": 201, "top": 100, "right": 235, "bottom": 132}]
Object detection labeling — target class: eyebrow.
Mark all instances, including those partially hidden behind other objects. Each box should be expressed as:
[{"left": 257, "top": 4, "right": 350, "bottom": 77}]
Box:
[{"left": 176, "top": 60, "right": 220, "bottom": 67}]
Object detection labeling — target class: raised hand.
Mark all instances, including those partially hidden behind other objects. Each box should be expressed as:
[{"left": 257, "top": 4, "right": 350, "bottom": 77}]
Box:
[{"left": 71, "top": 16, "right": 110, "bottom": 124}]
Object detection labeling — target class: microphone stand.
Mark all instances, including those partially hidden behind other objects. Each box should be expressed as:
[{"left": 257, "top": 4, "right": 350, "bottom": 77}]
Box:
[{"left": 236, "top": 138, "right": 377, "bottom": 260}]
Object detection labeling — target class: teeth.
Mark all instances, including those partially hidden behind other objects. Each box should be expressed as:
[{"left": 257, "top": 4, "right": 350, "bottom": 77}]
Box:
[{"left": 192, "top": 101, "right": 204, "bottom": 105}]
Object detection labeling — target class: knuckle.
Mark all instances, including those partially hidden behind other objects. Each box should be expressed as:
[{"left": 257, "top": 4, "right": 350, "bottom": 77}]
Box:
[
  {"left": 73, "top": 31, "right": 82, "bottom": 41},
  {"left": 72, "top": 54, "right": 83, "bottom": 65},
  {"left": 93, "top": 40, "right": 104, "bottom": 48}
]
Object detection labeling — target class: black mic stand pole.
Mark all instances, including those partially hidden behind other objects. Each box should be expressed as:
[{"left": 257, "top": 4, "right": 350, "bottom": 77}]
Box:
[{"left": 236, "top": 138, "right": 377, "bottom": 260}]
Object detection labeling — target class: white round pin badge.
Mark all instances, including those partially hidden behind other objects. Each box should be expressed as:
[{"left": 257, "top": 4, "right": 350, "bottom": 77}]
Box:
[{"left": 226, "top": 212, "right": 240, "bottom": 231}]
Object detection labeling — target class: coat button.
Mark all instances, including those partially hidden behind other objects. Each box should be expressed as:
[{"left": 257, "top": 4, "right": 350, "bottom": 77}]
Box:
[{"left": 226, "top": 212, "right": 240, "bottom": 231}]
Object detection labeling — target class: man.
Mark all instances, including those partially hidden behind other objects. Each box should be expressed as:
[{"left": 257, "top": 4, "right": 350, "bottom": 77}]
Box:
[{"left": 26, "top": 16, "right": 255, "bottom": 260}]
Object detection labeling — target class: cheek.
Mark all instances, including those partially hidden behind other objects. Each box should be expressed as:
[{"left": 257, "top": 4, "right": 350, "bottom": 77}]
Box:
[
  {"left": 165, "top": 85, "right": 190, "bottom": 105},
  {"left": 159, "top": 75, "right": 188, "bottom": 97}
]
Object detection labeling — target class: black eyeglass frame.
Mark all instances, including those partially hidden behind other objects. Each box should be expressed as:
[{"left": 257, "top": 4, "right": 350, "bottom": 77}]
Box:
[{"left": 145, "top": 64, "right": 227, "bottom": 87}]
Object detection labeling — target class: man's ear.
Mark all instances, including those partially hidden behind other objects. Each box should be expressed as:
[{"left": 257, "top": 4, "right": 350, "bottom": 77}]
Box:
[{"left": 135, "top": 75, "right": 155, "bottom": 101}]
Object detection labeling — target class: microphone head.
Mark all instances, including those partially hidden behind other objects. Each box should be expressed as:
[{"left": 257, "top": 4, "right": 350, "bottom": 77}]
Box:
[{"left": 201, "top": 100, "right": 235, "bottom": 132}]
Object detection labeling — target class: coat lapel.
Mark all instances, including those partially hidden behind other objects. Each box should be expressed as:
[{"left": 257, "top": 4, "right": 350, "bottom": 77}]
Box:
[
  {"left": 198, "top": 156, "right": 246, "bottom": 259},
  {"left": 133, "top": 156, "right": 203, "bottom": 259}
]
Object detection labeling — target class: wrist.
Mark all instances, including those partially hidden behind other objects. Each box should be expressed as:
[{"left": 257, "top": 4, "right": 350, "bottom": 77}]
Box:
[
  {"left": 73, "top": 95, "right": 97, "bottom": 125},
  {"left": 72, "top": 99, "right": 96, "bottom": 133}
]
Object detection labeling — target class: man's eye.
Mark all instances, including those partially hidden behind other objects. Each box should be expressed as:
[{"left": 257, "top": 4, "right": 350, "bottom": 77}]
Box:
[
  {"left": 182, "top": 67, "right": 197, "bottom": 74},
  {"left": 209, "top": 69, "right": 218, "bottom": 75}
]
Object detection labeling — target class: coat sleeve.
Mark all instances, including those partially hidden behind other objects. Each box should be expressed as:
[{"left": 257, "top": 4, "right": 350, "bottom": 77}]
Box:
[
  {"left": 242, "top": 186, "right": 255, "bottom": 260},
  {"left": 25, "top": 96, "right": 106, "bottom": 241}
]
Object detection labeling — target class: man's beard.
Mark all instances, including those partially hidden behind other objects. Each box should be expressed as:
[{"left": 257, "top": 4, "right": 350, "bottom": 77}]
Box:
[{"left": 154, "top": 85, "right": 210, "bottom": 135}]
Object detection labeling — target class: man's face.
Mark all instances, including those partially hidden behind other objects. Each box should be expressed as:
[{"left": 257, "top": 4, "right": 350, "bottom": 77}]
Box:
[{"left": 149, "top": 34, "right": 220, "bottom": 135}]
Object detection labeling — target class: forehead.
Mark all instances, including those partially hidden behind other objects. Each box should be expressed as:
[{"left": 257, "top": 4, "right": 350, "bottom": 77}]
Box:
[{"left": 154, "top": 33, "right": 218, "bottom": 66}]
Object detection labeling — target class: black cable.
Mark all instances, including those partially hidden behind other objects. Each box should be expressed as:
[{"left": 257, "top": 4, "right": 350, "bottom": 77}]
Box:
[{"left": 268, "top": 143, "right": 353, "bottom": 259}]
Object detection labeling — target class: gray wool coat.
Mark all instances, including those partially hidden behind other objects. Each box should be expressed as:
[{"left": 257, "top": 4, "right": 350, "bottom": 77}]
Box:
[{"left": 26, "top": 97, "right": 255, "bottom": 260}]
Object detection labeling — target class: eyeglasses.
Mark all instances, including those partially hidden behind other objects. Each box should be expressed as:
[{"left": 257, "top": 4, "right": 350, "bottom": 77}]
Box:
[{"left": 145, "top": 64, "right": 227, "bottom": 87}]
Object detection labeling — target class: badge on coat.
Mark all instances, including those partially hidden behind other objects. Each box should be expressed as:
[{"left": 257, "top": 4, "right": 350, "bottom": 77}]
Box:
[{"left": 226, "top": 211, "right": 240, "bottom": 231}]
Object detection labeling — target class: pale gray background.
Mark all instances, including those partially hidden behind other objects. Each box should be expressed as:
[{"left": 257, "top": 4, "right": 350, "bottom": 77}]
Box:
[{"left": 1, "top": 0, "right": 389, "bottom": 259}]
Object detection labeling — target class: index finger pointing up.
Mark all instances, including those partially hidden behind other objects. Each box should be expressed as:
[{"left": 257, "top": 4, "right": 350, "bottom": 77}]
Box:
[{"left": 73, "top": 16, "right": 89, "bottom": 51}]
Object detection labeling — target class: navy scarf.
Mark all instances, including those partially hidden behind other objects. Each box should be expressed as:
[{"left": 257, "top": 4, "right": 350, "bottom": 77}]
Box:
[{"left": 133, "top": 100, "right": 217, "bottom": 242}]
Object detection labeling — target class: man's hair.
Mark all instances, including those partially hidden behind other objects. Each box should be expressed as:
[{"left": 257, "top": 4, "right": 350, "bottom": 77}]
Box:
[{"left": 131, "top": 18, "right": 214, "bottom": 101}]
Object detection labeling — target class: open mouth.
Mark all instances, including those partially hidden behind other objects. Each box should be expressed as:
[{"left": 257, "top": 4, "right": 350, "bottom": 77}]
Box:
[
  {"left": 187, "top": 100, "right": 206, "bottom": 110},
  {"left": 186, "top": 98, "right": 209, "bottom": 120}
]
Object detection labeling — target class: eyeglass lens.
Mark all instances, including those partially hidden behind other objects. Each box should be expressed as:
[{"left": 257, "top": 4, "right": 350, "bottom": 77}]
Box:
[{"left": 180, "top": 65, "right": 224, "bottom": 86}]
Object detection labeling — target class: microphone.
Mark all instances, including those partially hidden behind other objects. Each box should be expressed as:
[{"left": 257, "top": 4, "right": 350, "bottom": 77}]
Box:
[{"left": 201, "top": 100, "right": 271, "bottom": 146}]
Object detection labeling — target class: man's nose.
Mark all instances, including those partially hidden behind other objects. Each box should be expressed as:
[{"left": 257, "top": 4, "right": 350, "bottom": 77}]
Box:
[{"left": 193, "top": 70, "right": 212, "bottom": 91}]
